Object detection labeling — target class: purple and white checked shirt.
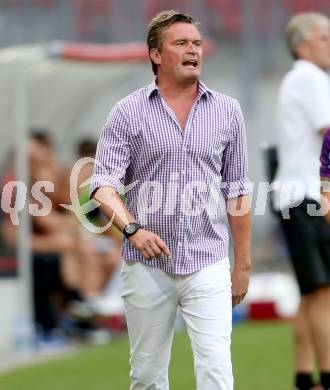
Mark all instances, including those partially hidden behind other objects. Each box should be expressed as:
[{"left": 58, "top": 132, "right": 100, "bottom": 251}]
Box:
[{"left": 91, "top": 80, "right": 250, "bottom": 275}]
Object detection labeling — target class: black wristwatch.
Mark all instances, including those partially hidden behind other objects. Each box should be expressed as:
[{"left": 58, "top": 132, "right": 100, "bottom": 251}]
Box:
[{"left": 123, "top": 223, "right": 142, "bottom": 239}]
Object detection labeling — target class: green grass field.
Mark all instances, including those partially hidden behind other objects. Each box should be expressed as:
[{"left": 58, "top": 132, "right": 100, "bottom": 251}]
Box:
[{"left": 0, "top": 321, "right": 293, "bottom": 390}]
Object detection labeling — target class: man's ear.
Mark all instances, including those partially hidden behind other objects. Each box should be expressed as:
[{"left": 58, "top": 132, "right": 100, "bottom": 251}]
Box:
[
  {"left": 295, "top": 41, "right": 309, "bottom": 60},
  {"left": 150, "top": 48, "right": 161, "bottom": 65}
]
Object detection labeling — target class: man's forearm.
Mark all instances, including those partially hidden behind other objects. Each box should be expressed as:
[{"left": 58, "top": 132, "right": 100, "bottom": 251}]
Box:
[
  {"left": 93, "top": 186, "right": 171, "bottom": 259},
  {"left": 227, "top": 196, "right": 252, "bottom": 270},
  {"left": 93, "top": 186, "right": 136, "bottom": 232}
]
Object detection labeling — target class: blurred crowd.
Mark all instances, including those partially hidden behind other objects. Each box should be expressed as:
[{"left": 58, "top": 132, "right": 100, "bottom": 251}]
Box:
[{"left": 0, "top": 131, "right": 125, "bottom": 348}]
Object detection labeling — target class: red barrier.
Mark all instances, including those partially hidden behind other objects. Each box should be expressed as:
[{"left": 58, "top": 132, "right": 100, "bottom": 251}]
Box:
[{"left": 0, "top": 257, "right": 17, "bottom": 273}]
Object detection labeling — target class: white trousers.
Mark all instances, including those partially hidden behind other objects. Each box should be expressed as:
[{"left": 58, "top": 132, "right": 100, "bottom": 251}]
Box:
[{"left": 121, "top": 259, "right": 233, "bottom": 390}]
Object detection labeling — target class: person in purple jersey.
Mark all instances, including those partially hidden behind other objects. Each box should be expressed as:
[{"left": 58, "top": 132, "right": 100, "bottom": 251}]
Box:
[
  {"left": 320, "top": 128, "right": 330, "bottom": 179},
  {"left": 90, "top": 10, "right": 251, "bottom": 390},
  {"left": 273, "top": 13, "right": 330, "bottom": 390},
  {"left": 321, "top": 128, "right": 330, "bottom": 225}
]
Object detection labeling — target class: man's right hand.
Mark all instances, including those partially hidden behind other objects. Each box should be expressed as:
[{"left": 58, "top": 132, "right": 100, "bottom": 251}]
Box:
[{"left": 128, "top": 229, "right": 171, "bottom": 260}]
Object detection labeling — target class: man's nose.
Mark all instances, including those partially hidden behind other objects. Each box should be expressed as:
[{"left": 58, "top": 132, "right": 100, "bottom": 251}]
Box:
[{"left": 186, "top": 42, "right": 197, "bottom": 54}]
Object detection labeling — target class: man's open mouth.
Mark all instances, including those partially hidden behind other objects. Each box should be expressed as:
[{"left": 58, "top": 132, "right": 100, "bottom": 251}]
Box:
[{"left": 182, "top": 60, "right": 198, "bottom": 68}]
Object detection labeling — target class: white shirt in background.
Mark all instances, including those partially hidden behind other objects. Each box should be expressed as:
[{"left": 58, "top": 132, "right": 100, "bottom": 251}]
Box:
[{"left": 273, "top": 60, "right": 330, "bottom": 210}]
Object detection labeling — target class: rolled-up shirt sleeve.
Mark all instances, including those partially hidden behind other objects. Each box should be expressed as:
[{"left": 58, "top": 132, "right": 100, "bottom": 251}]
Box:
[
  {"left": 221, "top": 101, "right": 251, "bottom": 199},
  {"left": 90, "top": 103, "right": 130, "bottom": 198}
]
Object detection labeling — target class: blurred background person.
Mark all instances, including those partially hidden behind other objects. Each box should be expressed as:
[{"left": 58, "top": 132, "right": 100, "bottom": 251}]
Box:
[
  {"left": 69, "top": 138, "right": 124, "bottom": 320},
  {"left": 1, "top": 132, "right": 123, "bottom": 346},
  {"left": 320, "top": 128, "right": 330, "bottom": 224},
  {"left": 272, "top": 13, "right": 330, "bottom": 390},
  {"left": 1, "top": 131, "right": 72, "bottom": 345}
]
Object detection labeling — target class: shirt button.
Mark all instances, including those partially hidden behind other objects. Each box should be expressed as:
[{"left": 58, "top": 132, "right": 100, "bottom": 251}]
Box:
[
  {"left": 181, "top": 170, "right": 186, "bottom": 175},
  {"left": 177, "top": 241, "right": 182, "bottom": 247},
  {"left": 180, "top": 217, "right": 184, "bottom": 223}
]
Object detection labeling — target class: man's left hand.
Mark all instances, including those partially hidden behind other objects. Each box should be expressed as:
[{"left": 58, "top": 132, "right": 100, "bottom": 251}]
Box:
[{"left": 231, "top": 267, "right": 250, "bottom": 307}]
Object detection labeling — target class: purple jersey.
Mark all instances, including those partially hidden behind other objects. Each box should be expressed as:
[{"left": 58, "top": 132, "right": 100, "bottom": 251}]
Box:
[{"left": 320, "top": 128, "right": 330, "bottom": 178}]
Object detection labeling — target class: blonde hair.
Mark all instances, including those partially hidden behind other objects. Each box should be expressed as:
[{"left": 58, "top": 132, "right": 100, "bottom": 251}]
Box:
[
  {"left": 286, "top": 12, "right": 330, "bottom": 59},
  {"left": 147, "top": 10, "right": 200, "bottom": 75}
]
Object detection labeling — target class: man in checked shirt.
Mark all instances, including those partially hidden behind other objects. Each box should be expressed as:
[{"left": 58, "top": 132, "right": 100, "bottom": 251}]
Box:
[{"left": 90, "top": 10, "right": 251, "bottom": 390}]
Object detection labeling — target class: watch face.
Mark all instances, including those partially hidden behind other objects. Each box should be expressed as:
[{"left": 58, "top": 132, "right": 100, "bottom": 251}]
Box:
[{"left": 126, "top": 224, "right": 137, "bottom": 234}]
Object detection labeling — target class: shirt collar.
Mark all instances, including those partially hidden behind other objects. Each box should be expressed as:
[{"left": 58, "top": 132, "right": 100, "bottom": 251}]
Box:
[
  {"left": 198, "top": 80, "right": 214, "bottom": 99},
  {"left": 146, "top": 79, "right": 159, "bottom": 98},
  {"left": 293, "top": 59, "right": 325, "bottom": 73},
  {"left": 146, "top": 79, "right": 214, "bottom": 100}
]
